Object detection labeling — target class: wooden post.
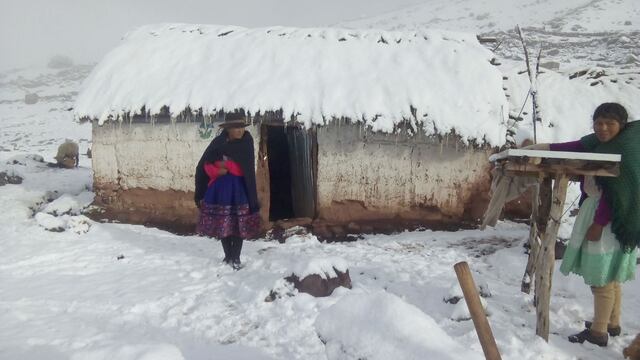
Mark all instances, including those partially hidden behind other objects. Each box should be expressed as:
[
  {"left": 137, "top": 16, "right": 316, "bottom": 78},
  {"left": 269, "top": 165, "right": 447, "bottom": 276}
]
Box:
[
  {"left": 521, "top": 183, "right": 540, "bottom": 294},
  {"left": 534, "top": 174, "right": 569, "bottom": 341},
  {"left": 454, "top": 262, "right": 502, "bottom": 360},
  {"left": 521, "top": 177, "right": 553, "bottom": 294},
  {"left": 256, "top": 124, "right": 271, "bottom": 230}
]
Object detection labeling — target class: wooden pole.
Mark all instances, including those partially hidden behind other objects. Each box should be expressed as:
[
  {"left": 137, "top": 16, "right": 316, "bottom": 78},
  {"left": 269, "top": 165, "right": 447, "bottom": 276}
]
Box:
[
  {"left": 521, "top": 177, "right": 552, "bottom": 294},
  {"left": 515, "top": 25, "right": 538, "bottom": 144},
  {"left": 521, "top": 184, "right": 540, "bottom": 294},
  {"left": 454, "top": 261, "right": 502, "bottom": 360},
  {"left": 534, "top": 174, "right": 569, "bottom": 341}
]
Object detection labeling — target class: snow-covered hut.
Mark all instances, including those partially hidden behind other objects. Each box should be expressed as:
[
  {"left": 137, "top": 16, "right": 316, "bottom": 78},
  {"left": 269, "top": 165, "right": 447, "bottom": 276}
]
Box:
[{"left": 75, "top": 23, "right": 508, "bottom": 235}]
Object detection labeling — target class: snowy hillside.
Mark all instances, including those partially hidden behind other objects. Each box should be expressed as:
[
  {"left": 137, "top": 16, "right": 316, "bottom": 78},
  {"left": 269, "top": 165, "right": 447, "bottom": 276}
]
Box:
[
  {"left": 341, "top": 0, "right": 638, "bottom": 35},
  {"left": 341, "top": 0, "right": 640, "bottom": 144},
  {"left": 0, "top": 66, "right": 93, "bottom": 161}
]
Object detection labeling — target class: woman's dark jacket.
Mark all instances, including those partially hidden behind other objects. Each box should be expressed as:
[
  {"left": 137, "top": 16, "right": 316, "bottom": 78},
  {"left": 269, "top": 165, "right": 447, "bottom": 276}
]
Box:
[{"left": 194, "top": 130, "right": 259, "bottom": 213}]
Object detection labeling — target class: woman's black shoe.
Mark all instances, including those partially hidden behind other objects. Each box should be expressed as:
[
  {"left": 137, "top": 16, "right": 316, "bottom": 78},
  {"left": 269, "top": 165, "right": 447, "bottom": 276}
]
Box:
[
  {"left": 584, "top": 321, "right": 621, "bottom": 337},
  {"left": 568, "top": 329, "right": 608, "bottom": 347}
]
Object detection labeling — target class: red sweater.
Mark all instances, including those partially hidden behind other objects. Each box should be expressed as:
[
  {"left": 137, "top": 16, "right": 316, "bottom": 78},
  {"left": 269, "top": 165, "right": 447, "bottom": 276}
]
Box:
[{"left": 203, "top": 160, "right": 244, "bottom": 186}]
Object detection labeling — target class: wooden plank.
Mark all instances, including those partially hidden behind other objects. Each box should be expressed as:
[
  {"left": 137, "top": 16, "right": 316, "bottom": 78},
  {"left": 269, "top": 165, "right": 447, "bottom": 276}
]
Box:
[
  {"left": 535, "top": 174, "right": 569, "bottom": 341},
  {"left": 490, "top": 149, "right": 621, "bottom": 162},
  {"left": 454, "top": 262, "right": 502, "bottom": 360},
  {"left": 476, "top": 35, "right": 498, "bottom": 43},
  {"left": 503, "top": 161, "right": 619, "bottom": 178}
]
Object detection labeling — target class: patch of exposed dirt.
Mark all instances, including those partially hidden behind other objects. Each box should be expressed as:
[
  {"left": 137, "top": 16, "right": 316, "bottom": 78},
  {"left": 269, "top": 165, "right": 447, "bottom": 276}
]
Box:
[{"left": 447, "top": 236, "right": 523, "bottom": 257}]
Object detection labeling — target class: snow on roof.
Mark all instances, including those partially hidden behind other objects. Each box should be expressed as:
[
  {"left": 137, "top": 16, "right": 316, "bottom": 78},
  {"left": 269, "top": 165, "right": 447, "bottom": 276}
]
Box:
[{"left": 74, "top": 23, "right": 508, "bottom": 145}]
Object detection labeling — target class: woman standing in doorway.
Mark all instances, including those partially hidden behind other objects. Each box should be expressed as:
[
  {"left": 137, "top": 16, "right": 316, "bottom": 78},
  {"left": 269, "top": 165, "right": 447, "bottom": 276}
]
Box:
[
  {"left": 524, "top": 102, "right": 639, "bottom": 347},
  {"left": 194, "top": 111, "right": 260, "bottom": 270}
]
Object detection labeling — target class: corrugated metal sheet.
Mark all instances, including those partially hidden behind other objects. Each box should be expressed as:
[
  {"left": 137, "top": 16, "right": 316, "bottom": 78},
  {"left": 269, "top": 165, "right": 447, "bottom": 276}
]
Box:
[{"left": 286, "top": 127, "right": 316, "bottom": 218}]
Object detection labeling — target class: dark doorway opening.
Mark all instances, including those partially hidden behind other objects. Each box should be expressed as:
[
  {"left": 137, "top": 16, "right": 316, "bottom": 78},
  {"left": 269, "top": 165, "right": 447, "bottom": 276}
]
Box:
[
  {"left": 266, "top": 125, "right": 316, "bottom": 222},
  {"left": 267, "top": 126, "right": 294, "bottom": 221}
]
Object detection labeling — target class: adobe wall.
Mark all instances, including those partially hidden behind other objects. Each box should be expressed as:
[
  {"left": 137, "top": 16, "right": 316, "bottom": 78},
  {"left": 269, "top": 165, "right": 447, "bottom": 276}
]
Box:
[
  {"left": 91, "top": 121, "right": 502, "bottom": 236},
  {"left": 91, "top": 122, "right": 264, "bottom": 234},
  {"left": 315, "top": 123, "right": 494, "bottom": 229}
]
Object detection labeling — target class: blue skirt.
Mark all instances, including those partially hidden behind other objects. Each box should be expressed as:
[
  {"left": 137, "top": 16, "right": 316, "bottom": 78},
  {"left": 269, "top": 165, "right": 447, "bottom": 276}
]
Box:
[
  {"left": 197, "top": 175, "right": 260, "bottom": 239},
  {"left": 204, "top": 174, "right": 249, "bottom": 206}
]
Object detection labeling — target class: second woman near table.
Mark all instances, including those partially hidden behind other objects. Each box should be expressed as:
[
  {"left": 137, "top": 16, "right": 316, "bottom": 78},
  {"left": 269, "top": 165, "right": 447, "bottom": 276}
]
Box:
[{"left": 524, "top": 102, "right": 638, "bottom": 347}]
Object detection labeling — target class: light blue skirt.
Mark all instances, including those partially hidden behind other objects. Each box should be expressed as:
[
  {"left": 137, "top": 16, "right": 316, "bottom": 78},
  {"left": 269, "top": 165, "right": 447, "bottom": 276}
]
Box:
[{"left": 560, "top": 196, "right": 637, "bottom": 286}]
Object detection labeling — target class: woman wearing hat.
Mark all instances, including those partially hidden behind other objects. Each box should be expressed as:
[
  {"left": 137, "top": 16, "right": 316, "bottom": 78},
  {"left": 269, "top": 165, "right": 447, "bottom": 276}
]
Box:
[{"left": 194, "top": 111, "right": 260, "bottom": 270}]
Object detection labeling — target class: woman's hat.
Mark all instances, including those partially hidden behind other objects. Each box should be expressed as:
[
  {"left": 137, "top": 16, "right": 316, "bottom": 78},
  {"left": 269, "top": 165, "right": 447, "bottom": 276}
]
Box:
[{"left": 220, "top": 111, "right": 250, "bottom": 128}]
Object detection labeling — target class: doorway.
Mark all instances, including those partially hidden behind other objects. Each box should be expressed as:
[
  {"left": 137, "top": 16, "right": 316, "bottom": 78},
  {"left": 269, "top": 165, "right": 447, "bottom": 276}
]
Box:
[{"left": 265, "top": 125, "right": 316, "bottom": 221}]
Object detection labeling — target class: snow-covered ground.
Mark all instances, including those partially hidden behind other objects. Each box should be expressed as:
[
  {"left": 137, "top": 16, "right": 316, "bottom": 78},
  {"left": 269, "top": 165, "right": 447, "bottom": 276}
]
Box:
[
  {"left": 2, "top": 0, "right": 640, "bottom": 358},
  {"left": 1, "top": 64, "right": 639, "bottom": 360}
]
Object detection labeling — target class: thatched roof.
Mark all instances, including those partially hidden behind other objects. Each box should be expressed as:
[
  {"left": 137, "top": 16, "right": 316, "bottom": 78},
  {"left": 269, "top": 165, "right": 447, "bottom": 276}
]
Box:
[{"left": 75, "top": 23, "right": 508, "bottom": 145}]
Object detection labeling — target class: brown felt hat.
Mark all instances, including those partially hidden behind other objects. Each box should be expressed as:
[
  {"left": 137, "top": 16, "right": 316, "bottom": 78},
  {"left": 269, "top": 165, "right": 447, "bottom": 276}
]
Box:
[{"left": 219, "top": 112, "right": 250, "bottom": 128}]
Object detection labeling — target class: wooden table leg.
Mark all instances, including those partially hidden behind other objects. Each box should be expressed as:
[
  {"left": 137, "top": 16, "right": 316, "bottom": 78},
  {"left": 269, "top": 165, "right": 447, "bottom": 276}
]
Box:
[
  {"left": 522, "top": 177, "right": 552, "bottom": 294},
  {"left": 522, "top": 184, "right": 540, "bottom": 294},
  {"left": 535, "top": 174, "right": 569, "bottom": 341}
]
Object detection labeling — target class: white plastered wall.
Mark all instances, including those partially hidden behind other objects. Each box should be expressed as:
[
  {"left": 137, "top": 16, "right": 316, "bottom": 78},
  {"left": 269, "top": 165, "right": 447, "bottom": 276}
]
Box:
[{"left": 92, "top": 122, "right": 260, "bottom": 191}]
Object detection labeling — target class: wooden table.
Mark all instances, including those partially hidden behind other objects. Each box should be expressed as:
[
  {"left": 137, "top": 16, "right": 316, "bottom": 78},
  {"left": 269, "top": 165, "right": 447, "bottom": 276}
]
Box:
[{"left": 490, "top": 149, "right": 620, "bottom": 341}]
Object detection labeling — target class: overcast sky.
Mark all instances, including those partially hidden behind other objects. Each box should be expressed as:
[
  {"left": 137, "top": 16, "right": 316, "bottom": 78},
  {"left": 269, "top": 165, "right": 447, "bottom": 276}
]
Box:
[{"left": 0, "top": 0, "right": 423, "bottom": 70}]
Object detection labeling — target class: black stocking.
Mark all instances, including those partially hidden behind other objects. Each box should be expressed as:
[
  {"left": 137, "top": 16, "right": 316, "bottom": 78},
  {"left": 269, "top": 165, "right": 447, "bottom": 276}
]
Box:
[
  {"left": 231, "top": 237, "right": 243, "bottom": 261},
  {"left": 221, "top": 237, "right": 233, "bottom": 262}
]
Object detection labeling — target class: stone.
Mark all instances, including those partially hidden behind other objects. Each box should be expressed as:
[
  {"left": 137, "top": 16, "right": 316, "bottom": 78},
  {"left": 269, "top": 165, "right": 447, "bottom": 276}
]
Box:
[
  {"left": 311, "top": 224, "right": 332, "bottom": 239},
  {"left": 283, "top": 225, "right": 309, "bottom": 238},
  {"left": 24, "top": 93, "right": 39, "bottom": 105},
  {"left": 286, "top": 268, "right": 352, "bottom": 297},
  {"left": 0, "top": 171, "right": 23, "bottom": 186},
  {"left": 443, "top": 295, "right": 462, "bottom": 304},
  {"left": 623, "top": 333, "right": 640, "bottom": 360},
  {"left": 330, "top": 226, "right": 346, "bottom": 239},
  {"left": 539, "top": 61, "right": 560, "bottom": 71}
]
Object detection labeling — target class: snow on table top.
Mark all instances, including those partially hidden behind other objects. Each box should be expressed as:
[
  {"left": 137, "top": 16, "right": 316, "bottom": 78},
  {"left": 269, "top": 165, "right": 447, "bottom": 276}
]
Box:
[
  {"left": 489, "top": 149, "right": 621, "bottom": 162},
  {"left": 74, "top": 23, "right": 508, "bottom": 145}
]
